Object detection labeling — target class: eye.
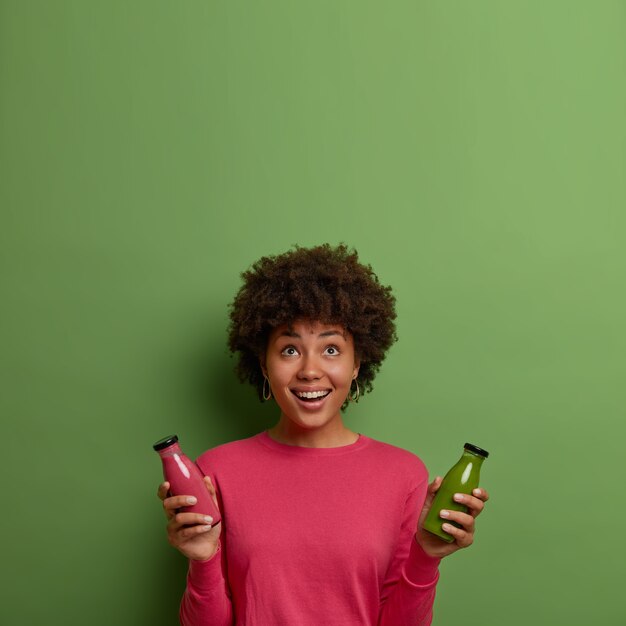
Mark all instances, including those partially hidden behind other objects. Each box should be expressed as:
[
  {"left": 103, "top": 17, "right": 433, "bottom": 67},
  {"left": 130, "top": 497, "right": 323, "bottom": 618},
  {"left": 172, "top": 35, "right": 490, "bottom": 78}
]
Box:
[
  {"left": 281, "top": 346, "right": 299, "bottom": 356},
  {"left": 324, "top": 345, "right": 340, "bottom": 356}
]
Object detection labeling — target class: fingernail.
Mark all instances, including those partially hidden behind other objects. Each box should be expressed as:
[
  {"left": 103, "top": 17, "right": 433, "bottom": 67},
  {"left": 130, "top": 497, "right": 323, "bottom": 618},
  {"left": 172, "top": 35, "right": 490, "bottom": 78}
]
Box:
[
  {"left": 440, "top": 510, "right": 449, "bottom": 518},
  {"left": 442, "top": 523, "right": 453, "bottom": 532},
  {"left": 201, "top": 525, "right": 212, "bottom": 532},
  {"left": 473, "top": 489, "right": 481, "bottom": 496},
  {"left": 453, "top": 494, "right": 464, "bottom": 503},
  {"left": 204, "top": 516, "right": 213, "bottom": 524},
  {"left": 186, "top": 497, "right": 197, "bottom": 504}
]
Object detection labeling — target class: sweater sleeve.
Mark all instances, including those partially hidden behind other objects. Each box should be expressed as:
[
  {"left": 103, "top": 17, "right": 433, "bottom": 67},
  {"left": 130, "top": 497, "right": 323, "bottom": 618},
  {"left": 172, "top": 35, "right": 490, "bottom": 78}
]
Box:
[
  {"left": 179, "top": 545, "right": 234, "bottom": 626},
  {"left": 378, "top": 480, "right": 441, "bottom": 626}
]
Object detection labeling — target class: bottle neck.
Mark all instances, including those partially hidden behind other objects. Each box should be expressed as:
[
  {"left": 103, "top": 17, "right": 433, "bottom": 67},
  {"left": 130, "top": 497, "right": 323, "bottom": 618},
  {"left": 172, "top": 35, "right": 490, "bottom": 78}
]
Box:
[
  {"left": 462, "top": 450, "right": 486, "bottom": 466},
  {"left": 156, "top": 442, "right": 183, "bottom": 458}
]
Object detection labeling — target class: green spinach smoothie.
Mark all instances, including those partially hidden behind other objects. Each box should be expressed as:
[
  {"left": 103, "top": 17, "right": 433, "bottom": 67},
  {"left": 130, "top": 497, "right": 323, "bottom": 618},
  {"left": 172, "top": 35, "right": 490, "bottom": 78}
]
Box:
[{"left": 423, "top": 443, "right": 489, "bottom": 542}]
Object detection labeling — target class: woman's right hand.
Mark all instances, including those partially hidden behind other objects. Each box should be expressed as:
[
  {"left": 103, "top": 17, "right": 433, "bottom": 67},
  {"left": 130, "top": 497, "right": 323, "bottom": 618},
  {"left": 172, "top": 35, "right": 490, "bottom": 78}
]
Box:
[{"left": 157, "top": 476, "right": 222, "bottom": 562}]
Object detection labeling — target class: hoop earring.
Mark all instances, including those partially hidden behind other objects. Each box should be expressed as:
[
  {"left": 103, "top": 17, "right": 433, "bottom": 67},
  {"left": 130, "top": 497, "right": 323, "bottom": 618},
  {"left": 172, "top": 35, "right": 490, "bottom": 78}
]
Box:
[
  {"left": 349, "top": 378, "right": 360, "bottom": 403},
  {"left": 262, "top": 375, "right": 272, "bottom": 401}
]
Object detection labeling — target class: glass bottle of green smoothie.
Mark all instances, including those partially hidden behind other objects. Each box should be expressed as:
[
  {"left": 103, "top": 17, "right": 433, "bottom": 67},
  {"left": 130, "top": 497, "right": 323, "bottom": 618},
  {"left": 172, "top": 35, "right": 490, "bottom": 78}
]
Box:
[{"left": 422, "top": 443, "right": 489, "bottom": 543}]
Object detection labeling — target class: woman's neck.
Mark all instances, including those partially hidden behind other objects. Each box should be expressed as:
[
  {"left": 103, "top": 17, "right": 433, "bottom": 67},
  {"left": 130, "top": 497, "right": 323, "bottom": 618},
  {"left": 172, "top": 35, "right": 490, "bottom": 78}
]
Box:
[{"left": 267, "top": 422, "right": 359, "bottom": 448}]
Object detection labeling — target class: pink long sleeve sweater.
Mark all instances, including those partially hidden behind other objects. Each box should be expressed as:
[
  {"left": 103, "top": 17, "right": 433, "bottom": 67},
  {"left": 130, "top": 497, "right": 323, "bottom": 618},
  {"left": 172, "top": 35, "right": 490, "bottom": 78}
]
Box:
[{"left": 181, "top": 431, "right": 440, "bottom": 626}]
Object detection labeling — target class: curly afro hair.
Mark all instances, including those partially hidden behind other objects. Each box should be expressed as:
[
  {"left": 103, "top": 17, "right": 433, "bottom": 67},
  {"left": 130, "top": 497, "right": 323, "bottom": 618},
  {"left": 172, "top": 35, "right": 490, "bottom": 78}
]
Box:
[{"left": 227, "top": 243, "right": 397, "bottom": 404}]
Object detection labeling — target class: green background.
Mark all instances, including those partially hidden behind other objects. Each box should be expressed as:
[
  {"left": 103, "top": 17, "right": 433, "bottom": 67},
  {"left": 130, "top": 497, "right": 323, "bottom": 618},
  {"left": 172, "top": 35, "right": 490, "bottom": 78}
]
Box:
[{"left": 1, "top": 1, "right": 624, "bottom": 624}]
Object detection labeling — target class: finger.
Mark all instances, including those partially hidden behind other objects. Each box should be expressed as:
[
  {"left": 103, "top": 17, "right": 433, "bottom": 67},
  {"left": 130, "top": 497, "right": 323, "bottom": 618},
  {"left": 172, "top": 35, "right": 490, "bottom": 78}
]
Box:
[
  {"left": 175, "top": 512, "right": 215, "bottom": 527},
  {"left": 178, "top": 523, "right": 214, "bottom": 539},
  {"left": 441, "top": 522, "right": 474, "bottom": 548},
  {"left": 163, "top": 495, "right": 199, "bottom": 520},
  {"left": 204, "top": 476, "right": 217, "bottom": 498},
  {"left": 425, "top": 476, "right": 443, "bottom": 503},
  {"left": 166, "top": 520, "right": 212, "bottom": 547},
  {"left": 472, "top": 487, "right": 489, "bottom": 502},
  {"left": 421, "top": 477, "right": 442, "bottom": 512},
  {"left": 157, "top": 481, "right": 171, "bottom": 501},
  {"left": 430, "top": 476, "right": 443, "bottom": 493},
  {"left": 440, "top": 509, "right": 475, "bottom": 533},
  {"left": 204, "top": 476, "right": 220, "bottom": 510},
  {"left": 453, "top": 493, "right": 485, "bottom": 518}
]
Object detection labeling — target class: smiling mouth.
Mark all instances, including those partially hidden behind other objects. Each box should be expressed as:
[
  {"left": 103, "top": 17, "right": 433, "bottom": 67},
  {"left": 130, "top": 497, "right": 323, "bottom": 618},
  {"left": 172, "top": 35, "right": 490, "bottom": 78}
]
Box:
[{"left": 292, "top": 390, "right": 331, "bottom": 402}]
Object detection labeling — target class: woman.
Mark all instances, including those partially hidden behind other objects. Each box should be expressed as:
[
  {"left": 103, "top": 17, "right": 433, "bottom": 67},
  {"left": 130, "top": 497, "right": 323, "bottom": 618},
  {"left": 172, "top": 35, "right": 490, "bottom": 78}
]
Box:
[{"left": 158, "top": 244, "right": 489, "bottom": 625}]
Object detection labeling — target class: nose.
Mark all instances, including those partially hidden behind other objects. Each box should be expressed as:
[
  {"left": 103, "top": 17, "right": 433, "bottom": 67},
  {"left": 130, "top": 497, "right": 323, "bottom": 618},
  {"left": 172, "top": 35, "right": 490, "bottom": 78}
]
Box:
[{"left": 297, "top": 353, "right": 322, "bottom": 380}]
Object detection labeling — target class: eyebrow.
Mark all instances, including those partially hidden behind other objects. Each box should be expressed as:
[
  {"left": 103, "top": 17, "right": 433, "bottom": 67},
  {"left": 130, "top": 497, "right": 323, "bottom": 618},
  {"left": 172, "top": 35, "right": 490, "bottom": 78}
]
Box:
[{"left": 279, "top": 329, "right": 346, "bottom": 339}]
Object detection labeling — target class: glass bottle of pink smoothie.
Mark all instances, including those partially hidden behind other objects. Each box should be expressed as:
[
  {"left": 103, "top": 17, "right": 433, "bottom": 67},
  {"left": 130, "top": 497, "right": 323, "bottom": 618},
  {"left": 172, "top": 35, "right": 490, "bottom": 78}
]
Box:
[
  {"left": 422, "top": 443, "right": 488, "bottom": 542},
  {"left": 153, "top": 435, "right": 221, "bottom": 524}
]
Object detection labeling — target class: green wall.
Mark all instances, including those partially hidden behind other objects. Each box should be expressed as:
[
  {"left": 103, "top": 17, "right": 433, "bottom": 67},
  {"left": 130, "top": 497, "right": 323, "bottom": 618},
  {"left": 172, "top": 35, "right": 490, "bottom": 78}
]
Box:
[{"left": 1, "top": 1, "right": 624, "bottom": 624}]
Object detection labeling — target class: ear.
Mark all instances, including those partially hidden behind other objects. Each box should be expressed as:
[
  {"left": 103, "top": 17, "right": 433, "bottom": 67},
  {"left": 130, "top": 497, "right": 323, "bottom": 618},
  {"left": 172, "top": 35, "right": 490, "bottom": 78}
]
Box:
[
  {"left": 352, "top": 359, "right": 360, "bottom": 380},
  {"left": 259, "top": 357, "right": 267, "bottom": 379}
]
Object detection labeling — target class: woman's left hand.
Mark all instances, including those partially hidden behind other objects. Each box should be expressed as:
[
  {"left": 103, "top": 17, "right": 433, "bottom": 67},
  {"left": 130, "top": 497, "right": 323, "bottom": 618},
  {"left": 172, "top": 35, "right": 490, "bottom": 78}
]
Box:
[{"left": 415, "top": 477, "right": 490, "bottom": 559}]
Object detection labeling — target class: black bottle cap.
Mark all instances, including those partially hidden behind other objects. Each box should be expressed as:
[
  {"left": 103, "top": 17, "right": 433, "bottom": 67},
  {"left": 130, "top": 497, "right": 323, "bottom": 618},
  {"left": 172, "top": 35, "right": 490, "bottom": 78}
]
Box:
[
  {"left": 153, "top": 434, "right": 179, "bottom": 451},
  {"left": 464, "top": 443, "right": 489, "bottom": 458}
]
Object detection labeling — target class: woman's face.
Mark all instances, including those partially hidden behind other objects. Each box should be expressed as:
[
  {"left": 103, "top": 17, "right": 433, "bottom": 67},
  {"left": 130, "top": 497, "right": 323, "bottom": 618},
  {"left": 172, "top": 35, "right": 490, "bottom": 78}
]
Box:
[{"left": 262, "top": 320, "right": 360, "bottom": 437}]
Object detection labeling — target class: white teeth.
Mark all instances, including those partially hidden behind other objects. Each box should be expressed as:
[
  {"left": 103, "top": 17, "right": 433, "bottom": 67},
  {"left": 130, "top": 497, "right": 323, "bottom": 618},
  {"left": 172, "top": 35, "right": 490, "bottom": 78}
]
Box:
[{"left": 296, "top": 390, "right": 330, "bottom": 399}]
